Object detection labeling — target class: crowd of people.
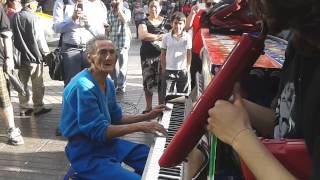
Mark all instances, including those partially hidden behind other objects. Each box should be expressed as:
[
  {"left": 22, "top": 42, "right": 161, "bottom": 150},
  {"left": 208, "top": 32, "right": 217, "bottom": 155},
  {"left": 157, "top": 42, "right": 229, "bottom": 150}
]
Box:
[{"left": 0, "top": 0, "right": 319, "bottom": 179}]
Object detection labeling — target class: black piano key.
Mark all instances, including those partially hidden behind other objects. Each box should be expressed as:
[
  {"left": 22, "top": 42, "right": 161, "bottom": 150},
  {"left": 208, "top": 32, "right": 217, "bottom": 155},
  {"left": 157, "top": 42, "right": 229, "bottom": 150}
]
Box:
[
  {"left": 160, "top": 169, "right": 181, "bottom": 175},
  {"left": 158, "top": 176, "right": 180, "bottom": 180},
  {"left": 159, "top": 169, "right": 181, "bottom": 176},
  {"left": 161, "top": 167, "right": 181, "bottom": 171}
]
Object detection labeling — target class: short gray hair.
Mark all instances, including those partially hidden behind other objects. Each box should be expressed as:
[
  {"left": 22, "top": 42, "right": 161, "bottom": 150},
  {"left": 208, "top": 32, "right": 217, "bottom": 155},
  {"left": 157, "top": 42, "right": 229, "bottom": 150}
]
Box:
[{"left": 86, "top": 35, "right": 112, "bottom": 55}]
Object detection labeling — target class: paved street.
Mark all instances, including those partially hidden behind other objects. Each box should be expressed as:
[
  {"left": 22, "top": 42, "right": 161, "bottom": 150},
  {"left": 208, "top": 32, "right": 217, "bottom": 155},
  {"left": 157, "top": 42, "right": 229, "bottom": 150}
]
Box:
[{"left": 0, "top": 28, "right": 157, "bottom": 179}]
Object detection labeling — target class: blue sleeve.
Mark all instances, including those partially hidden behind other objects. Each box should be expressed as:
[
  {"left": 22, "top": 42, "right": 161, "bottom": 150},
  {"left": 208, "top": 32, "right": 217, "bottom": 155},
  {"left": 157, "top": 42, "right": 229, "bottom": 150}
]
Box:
[
  {"left": 69, "top": 84, "right": 109, "bottom": 143},
  {"left": 107, "top": 79, "right": 123, "bottom": 124}
]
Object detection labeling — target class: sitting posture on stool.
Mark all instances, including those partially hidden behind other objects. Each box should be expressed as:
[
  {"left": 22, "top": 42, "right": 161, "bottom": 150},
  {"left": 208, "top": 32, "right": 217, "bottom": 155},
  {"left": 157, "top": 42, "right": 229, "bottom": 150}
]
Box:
[{"left": 60, "top": 36, "right": 167, "bottom": 179}]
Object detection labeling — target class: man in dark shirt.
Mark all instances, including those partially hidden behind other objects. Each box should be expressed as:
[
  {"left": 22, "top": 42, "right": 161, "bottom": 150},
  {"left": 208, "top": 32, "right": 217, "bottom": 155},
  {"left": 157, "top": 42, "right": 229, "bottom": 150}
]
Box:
[{"left": 11, "top": 0, "right": 51, "bottom": 116}]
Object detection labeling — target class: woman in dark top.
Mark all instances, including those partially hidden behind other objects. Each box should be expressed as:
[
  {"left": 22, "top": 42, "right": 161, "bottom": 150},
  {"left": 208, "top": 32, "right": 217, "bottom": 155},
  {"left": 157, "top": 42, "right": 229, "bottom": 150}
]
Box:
[
  {"left": 138, "top": 0, "right": 169, "bottom": 113},
  {"left": 207, "top": 0, "right": 320, "bottom": 179}
]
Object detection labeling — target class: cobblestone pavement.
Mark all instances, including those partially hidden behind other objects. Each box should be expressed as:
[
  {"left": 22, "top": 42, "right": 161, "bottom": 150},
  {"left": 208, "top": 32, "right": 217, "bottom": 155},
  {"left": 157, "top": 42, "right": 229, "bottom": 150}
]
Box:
[{"left": 0, "top": 32, "right": 158, "bottom": 179}]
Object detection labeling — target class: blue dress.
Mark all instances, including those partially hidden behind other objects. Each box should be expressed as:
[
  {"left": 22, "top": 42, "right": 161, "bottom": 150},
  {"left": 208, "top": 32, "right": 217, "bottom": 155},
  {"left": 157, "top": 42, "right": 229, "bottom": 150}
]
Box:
[{"left": 60, "top": 69, "right": 149, "bottom": 179}]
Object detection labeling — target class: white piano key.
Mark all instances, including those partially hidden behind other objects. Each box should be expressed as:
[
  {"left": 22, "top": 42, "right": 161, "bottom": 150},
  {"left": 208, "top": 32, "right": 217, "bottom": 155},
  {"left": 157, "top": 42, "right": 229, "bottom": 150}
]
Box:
[
  {"left": 142, "top": 137, "right": 166, "bottom": 180},
  {"left": 161, "top": 103, "right": 173, "bottom": 129}
]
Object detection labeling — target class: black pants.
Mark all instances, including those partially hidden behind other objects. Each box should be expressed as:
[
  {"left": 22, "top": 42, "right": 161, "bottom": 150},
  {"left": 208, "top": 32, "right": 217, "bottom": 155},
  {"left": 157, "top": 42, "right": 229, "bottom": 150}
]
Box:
[{"left": 190, "top": 52, "right": 202, "bottom": 90}]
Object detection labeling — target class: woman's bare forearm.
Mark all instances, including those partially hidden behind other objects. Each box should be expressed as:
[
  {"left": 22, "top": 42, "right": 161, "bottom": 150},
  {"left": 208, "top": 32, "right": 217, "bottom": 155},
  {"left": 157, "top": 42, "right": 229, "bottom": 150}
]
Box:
[{"left": 138, "top": 24, "right": 161, "bottom": 41}]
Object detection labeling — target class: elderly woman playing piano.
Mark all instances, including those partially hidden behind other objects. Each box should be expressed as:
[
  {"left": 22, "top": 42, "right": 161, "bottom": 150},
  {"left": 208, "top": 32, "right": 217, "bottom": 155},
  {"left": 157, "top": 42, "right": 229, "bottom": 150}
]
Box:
[{"left": 59, "top": 36, "right": 167, "bottom": 180}]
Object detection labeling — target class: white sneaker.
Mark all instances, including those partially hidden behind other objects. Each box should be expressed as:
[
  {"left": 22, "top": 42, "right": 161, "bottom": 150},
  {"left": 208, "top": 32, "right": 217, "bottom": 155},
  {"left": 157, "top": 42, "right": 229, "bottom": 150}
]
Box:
[{"left": 7, "top": 127, "right": 24, "bottom": 146}]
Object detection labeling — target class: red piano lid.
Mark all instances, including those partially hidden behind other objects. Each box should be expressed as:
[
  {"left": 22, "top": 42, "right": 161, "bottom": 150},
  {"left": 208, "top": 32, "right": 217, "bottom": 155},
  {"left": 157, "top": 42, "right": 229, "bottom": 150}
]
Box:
[{"left": 202, "top": 29, "right": 285, "bottom": 69}]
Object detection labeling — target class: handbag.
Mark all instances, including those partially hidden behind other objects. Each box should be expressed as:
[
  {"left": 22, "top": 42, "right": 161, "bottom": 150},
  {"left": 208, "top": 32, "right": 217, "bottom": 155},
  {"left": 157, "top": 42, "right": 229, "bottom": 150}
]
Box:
[
  {"left": 44, "top": 0, "right": 69, "bottom": 81},
  {"left": 45, "top": 48, "right": 64, "bottom": 81},
  {"left": 150, "top": 40, "right": 162, "bottom": 51}
]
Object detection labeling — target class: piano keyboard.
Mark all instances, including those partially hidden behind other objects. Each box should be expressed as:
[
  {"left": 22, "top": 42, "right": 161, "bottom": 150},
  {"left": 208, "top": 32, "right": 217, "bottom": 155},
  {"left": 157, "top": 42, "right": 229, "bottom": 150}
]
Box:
[{"left": 142, "top": 102, "right": 185, "bottom": 180}]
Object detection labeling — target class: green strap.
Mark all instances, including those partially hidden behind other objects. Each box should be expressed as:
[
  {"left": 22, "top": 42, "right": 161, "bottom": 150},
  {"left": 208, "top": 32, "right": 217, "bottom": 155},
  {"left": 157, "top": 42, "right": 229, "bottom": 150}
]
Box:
[{"left": 209, "top": 135, "right": 218, "bottom": 180}]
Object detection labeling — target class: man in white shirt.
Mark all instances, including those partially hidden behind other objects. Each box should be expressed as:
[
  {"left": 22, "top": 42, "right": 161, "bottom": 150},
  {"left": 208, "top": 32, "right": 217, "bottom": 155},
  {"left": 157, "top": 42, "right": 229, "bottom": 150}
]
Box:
[{"left": 53, "top": 0, "right": 109, "bottom": 85}]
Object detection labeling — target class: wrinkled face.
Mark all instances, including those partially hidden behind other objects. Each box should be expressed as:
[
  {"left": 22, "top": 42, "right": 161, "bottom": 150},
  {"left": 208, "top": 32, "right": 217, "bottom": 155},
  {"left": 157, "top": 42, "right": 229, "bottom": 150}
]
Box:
[
  {"left": 90, "top": 40, "right": 117, "bottom": 75},
  {"left": 148, "top": 0, "right": 162, "bottom": 17},
  {"left": 172, "top": 19, "right": 185, "bottom": 34}
]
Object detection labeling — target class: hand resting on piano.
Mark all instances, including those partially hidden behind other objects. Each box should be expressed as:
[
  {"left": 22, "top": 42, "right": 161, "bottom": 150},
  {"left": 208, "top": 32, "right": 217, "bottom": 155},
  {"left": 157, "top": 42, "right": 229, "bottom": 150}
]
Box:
[
  {"left": 135, "top": 121, "right": 168, "bottom": 137},
  {"left": 143, "top": 104, "right": 172, "bottom": 120}
]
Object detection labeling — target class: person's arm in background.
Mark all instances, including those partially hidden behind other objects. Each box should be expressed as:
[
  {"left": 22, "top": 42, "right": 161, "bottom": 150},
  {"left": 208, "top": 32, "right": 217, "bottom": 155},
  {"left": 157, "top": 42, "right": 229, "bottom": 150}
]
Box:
[
  {"left": 160, "top": 49, "right": 166, "bottom": 75},
  {"left": 1, "top": 31, "right": 14, "bottom": 71},
  {"left": 186, "top": 32, "right": 192, "bottom": 71},
  {"left": 117, "top": 3, "right": 131, "bottom": 23},
  {"left": 186, "top": 49, "right": 191, "bottom": 71},
  {"left": 100, "top": 1, "right": 109, "bottom": 34},
  {"left": 52, "top": 0, "right": 79, "bottom": 33},
  {"left": 138, "top": 23, "right": 163, "bottom": 41},
  {"left": 207, "top": 86, "right": 296, "bottom": 180},
  {"left": 0, "top": 5, "right": 14, "bottom": 71},
  {"left": 160, "top": 33, "right": 167, "bottom": 75},
  {"left": 185, "top": 4, "right": 199, "bottom": 31}
]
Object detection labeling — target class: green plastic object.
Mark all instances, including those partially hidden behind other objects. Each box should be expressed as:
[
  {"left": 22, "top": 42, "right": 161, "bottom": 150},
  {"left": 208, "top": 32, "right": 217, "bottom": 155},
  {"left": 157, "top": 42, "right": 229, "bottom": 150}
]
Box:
[{"left": 209, "top": 135, "right": 218, "bottom": 180}]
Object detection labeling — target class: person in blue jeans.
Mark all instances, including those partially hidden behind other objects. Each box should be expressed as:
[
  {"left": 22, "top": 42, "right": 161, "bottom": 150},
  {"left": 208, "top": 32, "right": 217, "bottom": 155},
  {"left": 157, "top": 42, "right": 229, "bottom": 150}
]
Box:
[{"left": 60, "top": 36, "right": 167, "bottom": 179}]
